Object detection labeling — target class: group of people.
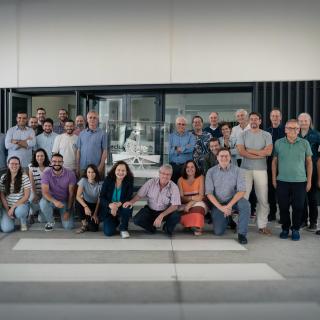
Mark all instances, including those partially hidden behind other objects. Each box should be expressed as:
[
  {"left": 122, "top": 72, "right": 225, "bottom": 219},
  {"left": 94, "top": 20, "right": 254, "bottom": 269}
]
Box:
[{"left": 0, "top": 107, "right": 319, "bottom": 243}]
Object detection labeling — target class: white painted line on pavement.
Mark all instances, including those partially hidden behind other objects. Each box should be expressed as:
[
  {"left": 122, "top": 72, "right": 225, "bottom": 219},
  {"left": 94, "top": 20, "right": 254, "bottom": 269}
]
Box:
[
  {"left": 13, "top": 238, "right": 246, "bottom": 251},
  {"left": 0, "top": 263, "right": 284, "bottom": 282}
]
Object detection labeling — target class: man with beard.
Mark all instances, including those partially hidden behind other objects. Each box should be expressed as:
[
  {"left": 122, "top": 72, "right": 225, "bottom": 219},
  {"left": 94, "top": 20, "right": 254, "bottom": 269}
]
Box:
[
  {"left": 53, "top": 108, "right": 68, "bottom": 134},
  {"left": 36, "top": 118, "right": 57, "bottom": 160},
  {"left": 74, "top": 115, "right": 86, "bottom": 136},
  {"left": 40, "top": 153, "right": 76, "bottom": 231},
  {"left": 237, "top": 112, "right": 273, "bottom": 235},
  {"left": 28, "top": 116, "right": 38, "bottom": 132},
  {"left": 36, "top": 107, "right": 46, "bottom": 135},
  {"left": 52, "top": 120, "right": 78, "bottom": 171}
]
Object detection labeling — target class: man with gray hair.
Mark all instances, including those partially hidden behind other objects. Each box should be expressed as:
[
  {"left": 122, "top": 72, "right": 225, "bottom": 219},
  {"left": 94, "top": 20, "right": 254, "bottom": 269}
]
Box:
[
  {"left": 204, "top": 111, "right": 222, "bottom": 138},
  {"left": 123, "top": 164, "right": 181, "bottom": 236},
  {"left": 169, "top": 116, "right": 196, "bottom": 183},
  {"left": 298, "top": 112, "right": 320, "bottom": 231}
]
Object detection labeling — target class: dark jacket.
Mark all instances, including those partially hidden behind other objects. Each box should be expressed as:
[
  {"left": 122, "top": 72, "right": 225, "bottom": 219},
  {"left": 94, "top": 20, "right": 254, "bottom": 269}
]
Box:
[{"left": 99, "top": 176, "right": 133, "bottom": 219}]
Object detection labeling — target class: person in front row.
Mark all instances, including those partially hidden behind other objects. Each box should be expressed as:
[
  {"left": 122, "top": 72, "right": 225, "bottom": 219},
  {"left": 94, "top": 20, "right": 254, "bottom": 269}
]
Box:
[
  {"left": 99, "top": 161, "right": 134, "bottom": 239},
  {"left": 205, "top": 148, "right": 250, "bottom": 244},
  {"left": 123, "top": 164, "right": 181, "bottom": 236},
  {"left": 40, "top": 153, "right": 76, "bottom": 231},
  {"left": 177, "top": 160, "right": 207, "bottom": 236},
  {"left": 272, "top": 119, "right": 312, "bottom": 241},
  {"left": 0, "top": 156, "right": 31, "bottom": 232},
  {"left": 75, "top": 164, "right": 102, "bottom": 234}
]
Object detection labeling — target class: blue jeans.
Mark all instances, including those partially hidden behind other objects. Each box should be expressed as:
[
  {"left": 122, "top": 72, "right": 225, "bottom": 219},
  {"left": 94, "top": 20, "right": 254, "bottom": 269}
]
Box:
[
  {"left": 0, "top": 203, "right": 29, "bottom": 233},
  {"left": 103, "top": 207, "right": 132, "bottom": 236},
  {"left": 39, "top": 198, "right": 74, "bottom": 230},
  {"left": 211, "top": 198, "right": 250, "bottom": 236}
]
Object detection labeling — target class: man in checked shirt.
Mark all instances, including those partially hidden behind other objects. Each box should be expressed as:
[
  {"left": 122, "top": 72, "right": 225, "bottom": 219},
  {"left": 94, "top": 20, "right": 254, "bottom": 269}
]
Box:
[{"left": 123, "top": 164, "right": 181, "bottom": 236}]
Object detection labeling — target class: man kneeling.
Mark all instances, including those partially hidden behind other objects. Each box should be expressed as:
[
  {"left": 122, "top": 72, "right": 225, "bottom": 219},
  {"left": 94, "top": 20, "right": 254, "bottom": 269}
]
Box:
[
  {"left": 205, "top": 148, "right": 250, "bottom": 244},
  {"left": 123, "top": 164, "right": 181, "bottom": 236}
]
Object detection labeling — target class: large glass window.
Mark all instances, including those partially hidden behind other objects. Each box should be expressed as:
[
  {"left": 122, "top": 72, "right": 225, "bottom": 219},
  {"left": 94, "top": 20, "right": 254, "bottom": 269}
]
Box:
[{"left": 165, "top": 92, "right": 252, "bottom": 131}]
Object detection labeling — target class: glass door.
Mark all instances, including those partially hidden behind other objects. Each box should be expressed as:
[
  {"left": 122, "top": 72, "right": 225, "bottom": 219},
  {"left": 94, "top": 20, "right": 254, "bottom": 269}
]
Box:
[{"left": 8, "top": 92, "right": 32, "bottom": 127}]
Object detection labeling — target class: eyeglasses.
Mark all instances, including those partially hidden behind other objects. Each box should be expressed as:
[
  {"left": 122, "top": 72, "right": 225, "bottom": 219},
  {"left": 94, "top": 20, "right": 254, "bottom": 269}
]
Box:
[
  {"left": 52, "top": 161, "right": 63, "bottom": 164},
  {"left": 285, "top": 127, "right": 299, "bottom": 131},
  {"left": 176, "top": 123, "right": 186, "bottom": 126},
  {"left": 9, "top": 162, "right": 20, "bottom": 166}
]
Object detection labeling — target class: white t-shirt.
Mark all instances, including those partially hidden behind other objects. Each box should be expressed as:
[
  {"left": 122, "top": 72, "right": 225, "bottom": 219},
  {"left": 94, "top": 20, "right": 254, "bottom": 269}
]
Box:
[
  {"left": 231, "top": 124, "right": 251, "bottom": 160},
  {"left": 52, "top": 134, "right": 78, "bottom": 170}
]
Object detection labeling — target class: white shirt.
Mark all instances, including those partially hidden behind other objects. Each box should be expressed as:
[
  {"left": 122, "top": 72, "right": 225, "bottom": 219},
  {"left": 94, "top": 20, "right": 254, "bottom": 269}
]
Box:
[
  {"left": 52, "top": 133, "right": 78, "bottom": 170},
  {"left": 231, "top": 123, "right": 250, "bottom": 160}
]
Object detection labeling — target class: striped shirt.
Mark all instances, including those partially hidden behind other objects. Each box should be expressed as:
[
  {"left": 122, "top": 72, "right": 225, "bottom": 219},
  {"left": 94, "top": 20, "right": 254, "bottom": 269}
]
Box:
[
  {"left": 137, "top": 178, "right": 181, "bottom": 211},
  {"left": 0, "top": 174, "right": 31, "bottom": 207},
  {"left": 28, "top": 165, "right": 49, "bottom": 195}
]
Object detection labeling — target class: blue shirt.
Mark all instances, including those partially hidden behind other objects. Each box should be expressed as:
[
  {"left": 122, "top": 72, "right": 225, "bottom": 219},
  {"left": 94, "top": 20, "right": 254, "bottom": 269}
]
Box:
[
  {"left": 205, "top": 164, "right": 246, "bottom": 203},
  {"left": 76, "top": 128, "right": 108, "bottom": 170},
  {"left": 36, "top": 132, "right": 58, "bottom": 159},
  {"left": 0, "top": 133, "right": 6, "bottom": 170},
  {"left": 168, "top": 131, "right": 196, "bottom": 164},
  {"left": 299, "top": 128, "right": 320, "bottom": 164},
  {"left": 5, "top": 126, "right": 36, "bottom": 168}
]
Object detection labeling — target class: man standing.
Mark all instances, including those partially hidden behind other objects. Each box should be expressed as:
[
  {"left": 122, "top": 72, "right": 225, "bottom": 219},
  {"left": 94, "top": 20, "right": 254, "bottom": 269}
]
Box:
[
  {"left": 230, "top": 109, "right": 250, "bottom": 166},
  {"left": 5, "top": 111, "right": 36, "bottom": 169},
  {"left": 298, "top": 113, "right": 320, "bottom": 231},
  {"left": 204, "top": 112, "right": 222, "bottom": 138},
  {"left": 203, "top": 137, "right": 220, "bottom": 175},
  {"left": 40, "top": 153, "right": 76, "bottom": 231},
  {"left": 53, "top": 108, "right": 68, "bottom": 134},
  {"left": 0, "top": 133, "right": 6, "bottom": 176},
  {"left": 191, "top": 115, "right": 212, "bottom": 172},
  {"left": 272, "top": 119, "right": 312, "bottom": 241},
  {"left": 36, "top": 118, "right": 57, "bottom": 159},
  {"left": 266, "top": 109, "right": 285, "bottom": 221},
  {"left": 237, "top": 112, "right": 273, "bottom": 235},
  {"left": 74, "top": 115, "right": 86, "bottom": 136},
  {"left": 168, "top": 116, "right": 196, "bottom": 183},
  {"left": 35, "top": 107, "right": 46, "bottom": 135},
  {"left": 52, "top": 120, "right": 78, "bottom": 171},
  {"left": 76, "top": 110, "right": 107, "bottom": 177},
  {"left": 28, "top": 116, "right": 38, "bottom": 132},
  {"left": 123, "top": 164, "right": 181, "bottom": 236},
  {"left": 206, "top": 148, "right": 250, "bottom": 244}
]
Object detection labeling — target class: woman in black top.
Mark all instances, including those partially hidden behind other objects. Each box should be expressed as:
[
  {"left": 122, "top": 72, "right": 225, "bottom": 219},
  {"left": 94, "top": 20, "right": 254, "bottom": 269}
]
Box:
[{"left": 99, "top": 161, "right": 134, "bottom": 238}]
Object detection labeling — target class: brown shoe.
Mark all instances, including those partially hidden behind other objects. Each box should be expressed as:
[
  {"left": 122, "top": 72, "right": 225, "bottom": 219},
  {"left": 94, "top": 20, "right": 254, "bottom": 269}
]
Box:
[{"left": 259, "top": 227, "right": 272, "bottom": 235}]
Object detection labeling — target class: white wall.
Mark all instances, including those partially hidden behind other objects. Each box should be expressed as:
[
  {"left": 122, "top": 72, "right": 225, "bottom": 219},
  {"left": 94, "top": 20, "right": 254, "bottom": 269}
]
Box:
[{"left": 0, "top": 0, "right": 319, "bottom": 88}]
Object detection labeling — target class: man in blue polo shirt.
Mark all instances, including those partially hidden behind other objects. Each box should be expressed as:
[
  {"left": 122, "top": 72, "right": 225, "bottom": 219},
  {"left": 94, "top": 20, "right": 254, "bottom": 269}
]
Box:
[{"left": 76, "top": 110, "right": 107, "bottom": 178}]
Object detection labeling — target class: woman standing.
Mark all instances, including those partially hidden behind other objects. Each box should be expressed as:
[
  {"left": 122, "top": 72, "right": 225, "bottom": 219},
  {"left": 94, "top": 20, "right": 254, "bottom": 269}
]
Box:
[
  {"left": 178, "top": 160, "right": 207, "bottom": 236},
  {"left": 100, "top": 161, "right": 134, "bottom": 238},
  {"left": 0, "top": 156, "right": 31, "bottom": 232},
  {"left": 28, "top": 148, "right": 50, "bottom": 222},
  {"left": 76, "top": 164, "right": 102, "bottom": 233}
]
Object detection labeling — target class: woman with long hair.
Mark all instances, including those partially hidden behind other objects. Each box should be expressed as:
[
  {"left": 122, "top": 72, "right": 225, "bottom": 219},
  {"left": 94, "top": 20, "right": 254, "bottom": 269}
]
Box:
[
  {"left": 75, "top": 164, "right": 102, "bottom": 233},
  {"left": 178, "top": 160, "right": 207, "bottom": 236},
  {"left": 28, "top": 148, "right": 50, "bottom": 223},
  {"left": 0, "top": 156, "right": 31, "bottom": 232},
  {"left": 99, "top": 161, "right": 134, "bottom": 238}
]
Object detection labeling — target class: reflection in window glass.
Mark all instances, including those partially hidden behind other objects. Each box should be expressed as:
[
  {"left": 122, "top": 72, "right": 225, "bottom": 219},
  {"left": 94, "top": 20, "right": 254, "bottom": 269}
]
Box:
[{"left": 165, "top": 93, "right": 252, "bottom": 132}]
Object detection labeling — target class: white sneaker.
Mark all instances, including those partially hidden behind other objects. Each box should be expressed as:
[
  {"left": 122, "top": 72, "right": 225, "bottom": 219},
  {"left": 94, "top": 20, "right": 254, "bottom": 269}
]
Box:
[
  {"left": 20, "top": 223, "right": 28, "bottom": 232},
  {"left": 120, "top": 231, "right": 130, "bottom": 239}
]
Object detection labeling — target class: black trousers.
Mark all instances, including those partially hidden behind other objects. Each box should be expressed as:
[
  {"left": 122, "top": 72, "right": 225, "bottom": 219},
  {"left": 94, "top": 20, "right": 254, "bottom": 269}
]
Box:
[
  {"left": 75, "top": 200, "right": 99, "bottom": 232},
  {"left": 267, "top": 157, "right": 277, "bottom": 219},
  {"left": 277, "top": 181, "right": 306, "bottom": 231},
  {"left": 170, "top": 163, "right": 184, "bottom": 184},
  {"left": 302, "top": 167, "right": 318, "bottom": 225}
]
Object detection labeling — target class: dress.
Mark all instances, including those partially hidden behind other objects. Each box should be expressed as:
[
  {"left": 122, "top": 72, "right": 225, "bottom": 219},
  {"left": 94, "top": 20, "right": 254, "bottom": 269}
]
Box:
[{"left": 178, "top": 176, "right": 208, "bottom": 229}]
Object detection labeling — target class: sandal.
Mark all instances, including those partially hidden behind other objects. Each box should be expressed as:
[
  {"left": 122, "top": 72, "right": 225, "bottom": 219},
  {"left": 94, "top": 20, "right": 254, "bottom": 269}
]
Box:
[
  {"left": 259, "top": 227, "right": 272, "bottom": 236},
  {"left": 76, "top": 224, "right": 88, "bottom": 234}
]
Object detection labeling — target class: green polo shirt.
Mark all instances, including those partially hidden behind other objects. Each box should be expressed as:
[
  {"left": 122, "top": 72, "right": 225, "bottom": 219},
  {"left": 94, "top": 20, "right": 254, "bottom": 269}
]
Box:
[{"left": 274, "top": 137, "right": 312, "bottom": 182}]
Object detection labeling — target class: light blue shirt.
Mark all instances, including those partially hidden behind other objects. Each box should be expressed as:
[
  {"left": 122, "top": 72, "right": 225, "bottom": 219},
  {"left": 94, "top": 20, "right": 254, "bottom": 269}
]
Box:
[
  {"left": 36, "top": 132, "right": 58, "bottom": 159},
  {"left": 76, "top": 128, "right": 107, "bottom": 170},
  {"left": 0, "top": 133, "right": 6, "bottom": 170},
  {"left": 5, "top": 126, "right": 36, "bottom": 167},
  {"left": 169, "top": 131, "right": 196, "bottom": 164}
]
